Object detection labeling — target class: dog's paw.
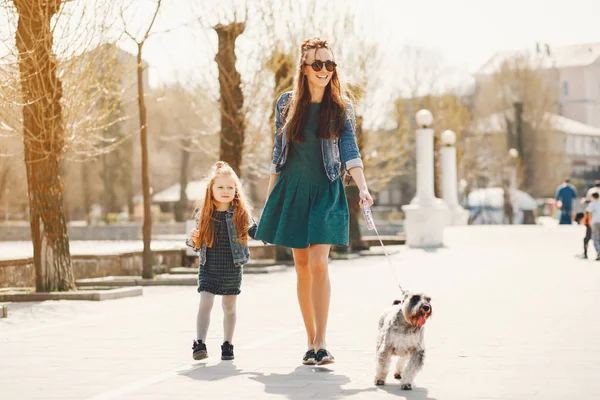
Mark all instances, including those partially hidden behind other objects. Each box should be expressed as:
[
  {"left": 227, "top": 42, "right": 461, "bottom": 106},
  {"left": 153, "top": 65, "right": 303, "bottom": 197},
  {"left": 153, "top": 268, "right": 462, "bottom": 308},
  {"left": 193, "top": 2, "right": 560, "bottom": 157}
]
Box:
[
  {"left": 374, "top": 379, "right": 385, "bottom": 386},
  {"left": 400, "top": 383, "right": 412, "bottom": 390},
  {"left": 393, "top": 373, "right": 402, "bottom": 380}
]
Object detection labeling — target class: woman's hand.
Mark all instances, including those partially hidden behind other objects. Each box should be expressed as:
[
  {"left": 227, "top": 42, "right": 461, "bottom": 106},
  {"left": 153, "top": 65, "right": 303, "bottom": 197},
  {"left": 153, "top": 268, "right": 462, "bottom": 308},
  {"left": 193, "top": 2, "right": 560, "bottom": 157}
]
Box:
[
  {"left": 359, "top": 189, "right": 374, "bottom": 207},
  {"left": 348, "top": 166, "right": 373, "bottom": 208}
]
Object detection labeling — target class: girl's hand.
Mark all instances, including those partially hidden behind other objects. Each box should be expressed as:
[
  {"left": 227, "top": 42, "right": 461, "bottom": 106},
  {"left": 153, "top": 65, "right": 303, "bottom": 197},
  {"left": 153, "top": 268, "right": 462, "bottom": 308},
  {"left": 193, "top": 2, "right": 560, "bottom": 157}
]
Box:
[
  {"left": 359, "top": 189, "right": 374, "bottom": 207},
  {"left": 189, "top": 229, "right": 200, "bottom": 247}
]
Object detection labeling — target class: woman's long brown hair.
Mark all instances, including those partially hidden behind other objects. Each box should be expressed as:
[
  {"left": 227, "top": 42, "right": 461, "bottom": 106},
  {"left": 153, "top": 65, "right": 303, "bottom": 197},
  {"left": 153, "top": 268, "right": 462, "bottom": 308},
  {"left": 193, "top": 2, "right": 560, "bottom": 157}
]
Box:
[
  {"left": 281, "top": 37, "right": 353, "bottom": 143},
  {"left": 194, "top": 161, "right": 253, "bottom": 247}
]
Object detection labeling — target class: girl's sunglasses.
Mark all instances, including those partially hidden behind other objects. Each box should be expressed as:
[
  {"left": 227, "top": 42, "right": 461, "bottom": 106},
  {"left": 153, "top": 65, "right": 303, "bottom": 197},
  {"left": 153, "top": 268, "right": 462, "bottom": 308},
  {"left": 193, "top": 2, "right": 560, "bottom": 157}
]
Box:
[{"left": 305, "top": 60, "right": 337, "bottom": 72}]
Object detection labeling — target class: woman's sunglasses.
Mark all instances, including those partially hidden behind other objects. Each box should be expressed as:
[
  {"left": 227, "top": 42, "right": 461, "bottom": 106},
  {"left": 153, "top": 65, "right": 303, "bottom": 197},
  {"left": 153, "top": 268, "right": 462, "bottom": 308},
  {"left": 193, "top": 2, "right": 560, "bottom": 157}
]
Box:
[{"left": 304, "top": 60, "right": 337, "bottom": 72}]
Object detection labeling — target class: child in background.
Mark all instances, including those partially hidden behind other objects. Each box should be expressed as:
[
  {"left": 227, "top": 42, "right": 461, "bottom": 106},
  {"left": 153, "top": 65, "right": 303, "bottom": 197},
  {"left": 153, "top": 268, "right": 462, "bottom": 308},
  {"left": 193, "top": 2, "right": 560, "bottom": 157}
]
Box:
[{"left": 574, "top": 211, "right": 591, "bottom": 259}]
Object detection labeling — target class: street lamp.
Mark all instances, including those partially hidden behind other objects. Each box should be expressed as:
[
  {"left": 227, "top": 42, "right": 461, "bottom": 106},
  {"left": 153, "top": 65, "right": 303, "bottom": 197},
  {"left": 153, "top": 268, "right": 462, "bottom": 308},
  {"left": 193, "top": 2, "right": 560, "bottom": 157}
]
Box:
[
  {"left": 440, "top": 130, "right": 469, "bottom": 225},
  {"left": 416, "top": 109, "right": 433, "bottom": 128},
  {"left": 402, "top": 109, "right": 449, "bottom": 247},
  {"left": 441, "top": 130, "right": 456, "bottom": 147}
]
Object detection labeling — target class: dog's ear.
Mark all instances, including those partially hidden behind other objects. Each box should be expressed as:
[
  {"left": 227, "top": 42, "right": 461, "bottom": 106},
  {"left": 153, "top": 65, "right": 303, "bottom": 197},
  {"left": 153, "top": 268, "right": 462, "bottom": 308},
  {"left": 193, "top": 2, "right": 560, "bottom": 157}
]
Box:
[{"left": 392, "top": 300, "right": 402, "bottom": 305}]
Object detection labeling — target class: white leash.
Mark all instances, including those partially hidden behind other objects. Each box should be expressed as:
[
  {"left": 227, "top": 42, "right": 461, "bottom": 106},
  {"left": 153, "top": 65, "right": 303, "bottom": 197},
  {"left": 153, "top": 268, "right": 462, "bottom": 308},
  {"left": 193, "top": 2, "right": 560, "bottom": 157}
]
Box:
[{"left": 362, "top": 204, "right": 408, "bottom": 298}]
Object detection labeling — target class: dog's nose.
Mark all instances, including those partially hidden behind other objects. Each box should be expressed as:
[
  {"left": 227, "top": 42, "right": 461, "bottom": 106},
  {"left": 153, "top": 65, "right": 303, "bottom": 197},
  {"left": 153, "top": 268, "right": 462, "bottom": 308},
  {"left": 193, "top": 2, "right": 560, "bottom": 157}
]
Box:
[{"left": 422, "top": 305, "right": 430, "bottom": 312}]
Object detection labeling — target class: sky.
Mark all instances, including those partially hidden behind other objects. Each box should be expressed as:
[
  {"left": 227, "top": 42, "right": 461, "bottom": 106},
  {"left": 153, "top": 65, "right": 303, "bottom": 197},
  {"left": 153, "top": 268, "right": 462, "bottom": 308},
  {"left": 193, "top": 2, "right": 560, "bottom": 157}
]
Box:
[
  {"left": 365, "top": 0, "right": 600, "bottom": 73},
  {"left": 1, "top": 0, "right": 599, "bottom": 85},
  {"left": 126, "top": 0, "right": 600, "bottom": 88},
  {"left": 1, "top": 0, "right": 599, "bottom": 128}
]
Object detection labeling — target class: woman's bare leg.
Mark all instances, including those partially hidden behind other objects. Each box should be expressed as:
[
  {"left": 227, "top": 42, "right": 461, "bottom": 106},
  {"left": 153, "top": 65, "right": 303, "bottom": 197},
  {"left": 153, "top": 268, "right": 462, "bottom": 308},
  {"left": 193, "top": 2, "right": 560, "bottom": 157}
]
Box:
[
  {"left": 308, "top": 244, "right": 331, "bottom": 350},
  {"left": 292, "top": 247, "right": 315, "bottom": 349}
]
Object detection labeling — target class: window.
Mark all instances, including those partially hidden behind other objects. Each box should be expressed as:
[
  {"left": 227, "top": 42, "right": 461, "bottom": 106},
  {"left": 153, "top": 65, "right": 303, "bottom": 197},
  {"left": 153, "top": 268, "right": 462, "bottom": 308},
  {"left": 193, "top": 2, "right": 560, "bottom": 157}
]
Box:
[{"left": 563, "top": 81, "right": 569, "bottom": 96}]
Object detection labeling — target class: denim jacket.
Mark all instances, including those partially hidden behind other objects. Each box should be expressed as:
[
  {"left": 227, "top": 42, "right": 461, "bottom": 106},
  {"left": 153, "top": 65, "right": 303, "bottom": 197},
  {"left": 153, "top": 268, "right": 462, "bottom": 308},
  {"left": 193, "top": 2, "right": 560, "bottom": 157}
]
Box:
[
  {"left": 269, "top": 91, "right": 364, "bottom": 181},
  {"left": 185, "top": 205, "right": 258, "bottom": 267}
]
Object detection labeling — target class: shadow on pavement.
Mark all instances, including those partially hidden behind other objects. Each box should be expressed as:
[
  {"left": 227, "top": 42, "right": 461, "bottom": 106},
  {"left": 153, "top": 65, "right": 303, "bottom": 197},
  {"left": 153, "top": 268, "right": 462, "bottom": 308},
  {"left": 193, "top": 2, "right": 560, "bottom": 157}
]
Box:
[
  {"left": 249, "top": 366, "right": 377, "bottom": 400},
  {"left": 179, "top": 362, "right": 437, "bottom": 399},
  {"left": 376, "top": 383, "right": 437, "bottom": 399},
  {"left": 179, "top": 361, "right": 255, "bottom": 382}
]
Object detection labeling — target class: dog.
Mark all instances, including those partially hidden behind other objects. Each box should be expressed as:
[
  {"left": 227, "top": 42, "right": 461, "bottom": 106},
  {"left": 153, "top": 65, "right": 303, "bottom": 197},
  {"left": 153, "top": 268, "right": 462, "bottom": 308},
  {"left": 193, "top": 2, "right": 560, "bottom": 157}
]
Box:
[{"left": 374, "top": 292, "right": 432, "bottom": 390}]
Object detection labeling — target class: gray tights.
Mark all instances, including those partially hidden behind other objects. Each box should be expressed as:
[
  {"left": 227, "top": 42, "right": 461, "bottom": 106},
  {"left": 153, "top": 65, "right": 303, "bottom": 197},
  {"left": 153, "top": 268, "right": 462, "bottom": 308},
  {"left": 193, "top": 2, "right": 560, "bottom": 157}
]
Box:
[{"left": 196, "top": 291, "right": 237, "bottom": 343}]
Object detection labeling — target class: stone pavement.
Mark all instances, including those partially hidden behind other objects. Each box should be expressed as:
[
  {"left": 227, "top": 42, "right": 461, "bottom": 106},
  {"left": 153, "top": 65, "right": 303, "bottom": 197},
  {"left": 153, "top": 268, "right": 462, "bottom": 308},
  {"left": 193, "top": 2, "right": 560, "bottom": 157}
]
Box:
[{"left": 1, "top": 225, "right": 599, "bottom": 400}]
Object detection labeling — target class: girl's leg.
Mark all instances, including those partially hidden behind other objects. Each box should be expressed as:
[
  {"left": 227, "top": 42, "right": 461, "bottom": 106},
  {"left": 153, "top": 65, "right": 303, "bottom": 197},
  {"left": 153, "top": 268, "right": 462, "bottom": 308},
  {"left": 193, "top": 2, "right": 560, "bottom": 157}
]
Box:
[
  {"left": 222, "top": 295, "right": 237, "bottom": 343},
  {"left": 308, "top": 244, "right": 332, "bottom": 350},
  {"left": 197, "top": 291, "right": 215, "bottom": 341},
  {"left": 292, "top": 247, "right": 315, "bottom": 349}
]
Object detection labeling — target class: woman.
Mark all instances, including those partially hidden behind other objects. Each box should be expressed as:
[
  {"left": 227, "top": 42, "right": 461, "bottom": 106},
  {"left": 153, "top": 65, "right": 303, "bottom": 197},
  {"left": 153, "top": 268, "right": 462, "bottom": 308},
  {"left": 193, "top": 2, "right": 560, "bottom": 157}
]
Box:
[{"left": 256, "top": 37, "right": 374, "bottom": 365}]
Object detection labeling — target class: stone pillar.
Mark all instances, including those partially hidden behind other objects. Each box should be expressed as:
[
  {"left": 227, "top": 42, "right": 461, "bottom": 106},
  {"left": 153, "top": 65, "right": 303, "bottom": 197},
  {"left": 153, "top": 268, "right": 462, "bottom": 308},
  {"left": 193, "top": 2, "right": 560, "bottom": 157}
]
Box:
[
  {"left": 440, "top": 130, "right": 469, "bottom": 225},
  {"left": 402, "top": 110, "right": 449, "bottom": 248}
]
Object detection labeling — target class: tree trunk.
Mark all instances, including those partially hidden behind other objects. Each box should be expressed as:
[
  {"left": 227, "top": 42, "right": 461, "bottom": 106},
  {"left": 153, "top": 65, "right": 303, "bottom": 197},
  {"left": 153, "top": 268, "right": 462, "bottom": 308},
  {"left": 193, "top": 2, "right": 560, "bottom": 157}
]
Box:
[
  {"left": 174, "top": 139, "right": 190, "bottom": 222},
  {"left": 101, "top": 153, "right": 111, "bottom": 221},
  {"left": 214, "top": 23, "right": 245, "bottom": 177},
  {"left": 14, "top": 0, "right": 75, "bottom": 292},
  {"left": 513, "top": 102, "right": 525, "bottom": 190},
  {"left": 269, "top": 51, "right": 294, "bottom": 147},
  {"left": 124, "top": 139, "right": 134, "bottom": 219},
  {"left": 82, "top": 161, "right": 92, "bottom": 225},
  {"left": 136, "top": 42, "right": 153, "bottom": 278}
]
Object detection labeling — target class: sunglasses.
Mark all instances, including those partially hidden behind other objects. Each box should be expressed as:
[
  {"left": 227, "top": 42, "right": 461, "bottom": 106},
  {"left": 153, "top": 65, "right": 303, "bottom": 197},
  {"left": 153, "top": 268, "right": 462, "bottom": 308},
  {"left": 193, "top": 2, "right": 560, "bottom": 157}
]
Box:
[{"left": 304, "top": 60, "right": 337, "bottom": 72}]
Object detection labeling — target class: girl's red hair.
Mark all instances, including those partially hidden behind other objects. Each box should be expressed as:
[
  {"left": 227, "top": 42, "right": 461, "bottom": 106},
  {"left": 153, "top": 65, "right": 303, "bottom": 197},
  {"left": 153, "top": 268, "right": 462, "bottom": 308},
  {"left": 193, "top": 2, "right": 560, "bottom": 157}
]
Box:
[{"left": 194, "top": 161, "right": 253, "bottom": 247}]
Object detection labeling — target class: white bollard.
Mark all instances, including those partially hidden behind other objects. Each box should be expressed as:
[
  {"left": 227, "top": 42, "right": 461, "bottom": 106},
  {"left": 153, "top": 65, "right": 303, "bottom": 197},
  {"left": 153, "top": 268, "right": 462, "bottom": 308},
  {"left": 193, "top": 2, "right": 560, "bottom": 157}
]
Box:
[
  {"left": 402, "top": 110, "right": 449, "bottom": 248},
  {"left": 440, "top": 130, "right": 469, "bottom": 225}
]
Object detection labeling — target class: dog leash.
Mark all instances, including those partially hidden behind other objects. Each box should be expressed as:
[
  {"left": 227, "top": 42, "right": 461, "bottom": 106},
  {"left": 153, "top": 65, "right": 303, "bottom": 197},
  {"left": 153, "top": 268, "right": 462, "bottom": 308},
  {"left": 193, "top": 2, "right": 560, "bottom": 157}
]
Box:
[
  {"left": 361, "top": 203, "right": 408, "bottom": 298},
  {"left": 344, "top": 174, "right": 408, "bottom": 298}
]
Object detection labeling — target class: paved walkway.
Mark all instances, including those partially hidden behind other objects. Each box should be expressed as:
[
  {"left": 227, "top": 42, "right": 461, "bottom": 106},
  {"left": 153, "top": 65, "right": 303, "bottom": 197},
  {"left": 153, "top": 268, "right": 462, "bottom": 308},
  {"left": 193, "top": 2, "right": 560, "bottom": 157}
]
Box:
[
  {"left": 0, "top": 240, "right": 186, "bottom": 261},
  {"left": 1, "top": 225, "right": 599, "bottom": 400}
]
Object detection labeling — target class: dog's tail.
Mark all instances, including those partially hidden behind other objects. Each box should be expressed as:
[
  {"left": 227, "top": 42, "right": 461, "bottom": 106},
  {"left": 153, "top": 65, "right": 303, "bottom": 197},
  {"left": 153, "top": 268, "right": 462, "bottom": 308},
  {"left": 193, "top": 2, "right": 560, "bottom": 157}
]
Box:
[{"left": 393, "top": 300, "right": 402, "bottom": 306}]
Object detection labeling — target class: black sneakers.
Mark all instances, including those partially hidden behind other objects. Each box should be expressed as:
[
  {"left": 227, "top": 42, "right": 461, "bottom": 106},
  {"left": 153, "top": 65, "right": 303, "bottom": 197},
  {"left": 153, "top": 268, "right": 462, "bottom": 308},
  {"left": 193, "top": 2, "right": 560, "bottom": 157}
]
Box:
[
  {"left": 192, "top": 340, "right": 208, "bottom": 360},
  {"left": 315, "top": 348, "right": 334, "bottom": 365},
  {"left": 302, "top": 349, "right": 317, "bottom": 365},
  {"left": 221, "top": 341, "right": 234, "bottom": 360}
]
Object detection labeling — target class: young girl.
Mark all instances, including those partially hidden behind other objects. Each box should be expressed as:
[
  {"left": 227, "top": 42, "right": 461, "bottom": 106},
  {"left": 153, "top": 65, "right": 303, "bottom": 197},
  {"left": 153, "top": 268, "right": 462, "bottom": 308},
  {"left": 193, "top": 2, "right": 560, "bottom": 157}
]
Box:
[{"left": 186, "top": 161, "right": 257, "bottom": 361}]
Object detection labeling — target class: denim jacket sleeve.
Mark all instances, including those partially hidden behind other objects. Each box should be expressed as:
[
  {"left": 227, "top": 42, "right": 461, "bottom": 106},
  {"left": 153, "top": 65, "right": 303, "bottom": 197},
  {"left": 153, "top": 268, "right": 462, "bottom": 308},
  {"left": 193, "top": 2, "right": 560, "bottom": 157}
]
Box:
[
  {"left": 269, "top": 92, "right": 292, "bottom": 174},
  {"left": 339, "top": 101, "right": 364, "bottom": 171}
]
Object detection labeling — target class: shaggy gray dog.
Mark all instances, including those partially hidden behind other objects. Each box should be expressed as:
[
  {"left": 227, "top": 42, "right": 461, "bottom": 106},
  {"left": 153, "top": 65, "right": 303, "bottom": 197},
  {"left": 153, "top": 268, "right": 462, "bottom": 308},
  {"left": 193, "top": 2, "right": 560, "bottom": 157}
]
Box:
[{"left": 374, "top": 292, "right": 432, "bottom": 390}]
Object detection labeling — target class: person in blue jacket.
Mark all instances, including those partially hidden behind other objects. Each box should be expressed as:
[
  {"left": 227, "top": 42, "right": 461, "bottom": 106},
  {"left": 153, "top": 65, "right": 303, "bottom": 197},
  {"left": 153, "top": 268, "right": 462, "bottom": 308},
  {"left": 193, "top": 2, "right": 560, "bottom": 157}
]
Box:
[{"left": 555, "top": 179, "right": 577, "bottom": 224}]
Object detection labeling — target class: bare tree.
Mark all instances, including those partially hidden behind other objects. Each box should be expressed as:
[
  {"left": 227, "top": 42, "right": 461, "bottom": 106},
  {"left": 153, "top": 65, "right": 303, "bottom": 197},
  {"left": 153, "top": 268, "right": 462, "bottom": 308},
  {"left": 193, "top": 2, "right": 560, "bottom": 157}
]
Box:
[
  {"left": 121, "top": 0, "right": 162, "bottom": 279},
  {"left": 390, "top": 46, "right": 472, "bottom": 203},
  {"left": 8, "top": 0, "right": 75, "bottom": 291},
  {"left": 0, "top": 0, "right": 138, "bottom": 290},
  {"left": 472, "top": 53, "right": 562, "bottom": 197},
  {"left": 150, "top": 84, "right": 219, "bottom": 221}
]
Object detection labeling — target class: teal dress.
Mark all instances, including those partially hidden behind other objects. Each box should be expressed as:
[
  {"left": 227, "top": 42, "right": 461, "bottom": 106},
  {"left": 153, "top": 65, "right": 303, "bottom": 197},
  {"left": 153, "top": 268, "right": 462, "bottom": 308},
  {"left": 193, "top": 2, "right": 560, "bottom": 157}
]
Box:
[{"left": 256, "top": 103, "right": 349, "bottom": 248}]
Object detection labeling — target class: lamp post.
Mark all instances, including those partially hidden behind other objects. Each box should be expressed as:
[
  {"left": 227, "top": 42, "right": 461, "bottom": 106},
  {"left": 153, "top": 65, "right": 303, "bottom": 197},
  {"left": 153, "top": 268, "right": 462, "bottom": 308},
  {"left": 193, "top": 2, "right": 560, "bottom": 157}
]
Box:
[
  {"left": 508, "top": 148, "right": 518, "bottom": 192},
  {"left": 440, "top": 130, "right": 470, "bottom": 225},
  {"left": 504, "top": 148, "right": 519, "bottom": 224},
  {"left": 401, "top": 110, "right": 449, "bottom": 248}
]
